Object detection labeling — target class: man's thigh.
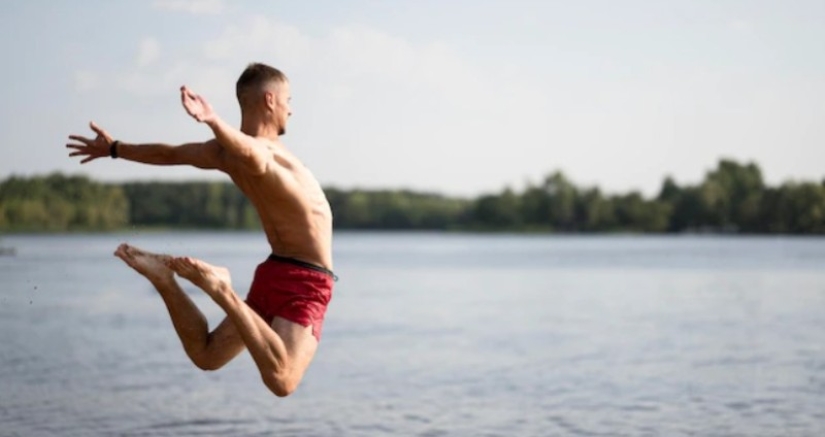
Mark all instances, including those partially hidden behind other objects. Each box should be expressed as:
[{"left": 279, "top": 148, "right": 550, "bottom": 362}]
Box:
[{"left": 270, "top": 317, "right": 319, "bottom": 379}]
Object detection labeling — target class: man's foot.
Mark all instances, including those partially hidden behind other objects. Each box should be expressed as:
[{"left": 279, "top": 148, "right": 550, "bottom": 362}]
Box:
[
  {"left": 168, "top": 256, "right": 233, "bottom": 297},
  {"left": 114, "top": 243, "right": 174, "bottom": 286}
]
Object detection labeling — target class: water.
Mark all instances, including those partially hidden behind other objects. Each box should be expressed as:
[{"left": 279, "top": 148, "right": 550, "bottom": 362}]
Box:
[{"left": 1, "top": 232, "right": 824, "bottom": 436}]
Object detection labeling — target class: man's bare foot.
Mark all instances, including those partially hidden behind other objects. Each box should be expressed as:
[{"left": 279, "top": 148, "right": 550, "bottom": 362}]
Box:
[
  {"left": 168, "top": 256, "right": 233, "bottom": 297},
  {"left": 114, "top": 243, "right": 174, "bottom": 286}
]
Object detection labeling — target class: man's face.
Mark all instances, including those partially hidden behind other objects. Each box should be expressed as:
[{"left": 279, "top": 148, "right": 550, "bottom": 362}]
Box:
[{"left": 271, "top": 81, "right": 291, "bottom": 136}]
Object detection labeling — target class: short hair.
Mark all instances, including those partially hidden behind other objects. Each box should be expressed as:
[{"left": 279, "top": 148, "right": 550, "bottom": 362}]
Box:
[{"left": 235, "top": 63, "right": 288, "bottom": 107}]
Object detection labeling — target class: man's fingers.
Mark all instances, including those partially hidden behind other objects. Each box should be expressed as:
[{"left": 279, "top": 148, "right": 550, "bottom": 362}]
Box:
[
  {"left": 80, "top": 155, "right": 100, "bottom": 164},
  {"left": 182, "top": 85, "right": 198, "bottom": 100},
  {"left": 68, "top": 135, "right": 91, "bottom": 144},
  {"left": 180, "top": 87, "right": 198, "bottom": 111},
  {"left": 66, "top": 144, "right": 84, "bottom": 150},
  {"left": 68, "top": 151, "right": 86, "bottom": 157},
  {"left": 89, "top": 121, "right": 106, "bottom": 136}
]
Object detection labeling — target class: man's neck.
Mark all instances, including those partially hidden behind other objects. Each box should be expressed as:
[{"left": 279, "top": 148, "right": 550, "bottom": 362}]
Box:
[{"left": 240, "top": 116, "right": 281, "bottom": 140}]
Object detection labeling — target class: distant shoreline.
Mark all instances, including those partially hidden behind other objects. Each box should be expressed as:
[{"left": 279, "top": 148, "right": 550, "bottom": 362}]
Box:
[
  {"left": 4, "top": 228, "right": 824, "bottom": 238},
  {"left": 2, "top": 158, "right": 824, "bottom": 235}
]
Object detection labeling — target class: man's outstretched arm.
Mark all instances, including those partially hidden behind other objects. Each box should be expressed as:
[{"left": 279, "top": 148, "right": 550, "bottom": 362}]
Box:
[
  {"left": 115, "top": 139, "right": 223, "bottom": 169},
  {"left": 66, "top": 121, "right": 223, "bottom": 170}
]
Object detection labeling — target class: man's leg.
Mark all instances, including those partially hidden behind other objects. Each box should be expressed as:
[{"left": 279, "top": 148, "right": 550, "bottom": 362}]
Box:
[
  {"left": 168, "top": 255, "right": 318, "bottom": 397},
  {"left": 114, "top": 244, "right": 245, "bottom": 370}
]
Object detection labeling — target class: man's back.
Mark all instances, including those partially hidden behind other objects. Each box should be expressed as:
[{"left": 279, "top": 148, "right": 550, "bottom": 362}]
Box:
[{"left": 223, "top": 140, "right": 334, "bottom": 270}]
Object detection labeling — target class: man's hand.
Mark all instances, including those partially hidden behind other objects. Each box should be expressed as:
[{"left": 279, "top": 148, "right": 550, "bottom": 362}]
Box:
[
  {"left": 181, "top": 85, "right": 217, "bottom": 124},
  {"left": 66, "top": 121, "right": 115, "bottom": 164}
]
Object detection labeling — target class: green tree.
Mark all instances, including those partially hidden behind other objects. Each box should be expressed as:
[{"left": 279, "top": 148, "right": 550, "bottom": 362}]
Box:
[
  {"left": 471, "top": 188, "right": 521, "bottom": 229},
  {"left": 520, "top": 184, "right": 551, "bottom": 229},
  {"left": 543, "top": 172, "right": 577, "bottom": 230},
  {"left": 700, "top": 160, "right": 764, "bottom": 231},
  {"left": 657, "top": 176, "right": 681, "bottom": 204},
  {"left": 761, "top": 182, "right": 825, "bottom": 234}
]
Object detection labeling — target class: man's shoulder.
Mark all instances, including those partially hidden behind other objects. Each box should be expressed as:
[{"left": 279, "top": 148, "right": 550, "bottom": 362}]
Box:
[{"left": 256, "top": 139, "right": 301, "bottom": 170}]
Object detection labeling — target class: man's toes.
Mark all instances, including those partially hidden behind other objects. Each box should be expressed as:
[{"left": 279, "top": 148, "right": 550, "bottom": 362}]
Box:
[
  {"left": 171, "top": 257, "right": 190, "bottom": 275},
  {"left": 177, "top": 257, "right": 195, "bottom": 273},
  {"left": 114, "top": 244, "right": 127, "bottom": 257},
  {"left": 116, "top": 247, "right": 133, "bottom": 261},
  {"left": 126, "top": 245, "right": 145, "bottom": 257}
]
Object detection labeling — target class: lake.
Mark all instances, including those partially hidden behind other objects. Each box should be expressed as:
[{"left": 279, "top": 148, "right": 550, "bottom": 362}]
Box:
[{"left": 1, "top": 232, "right": 824, "bottom": 436}]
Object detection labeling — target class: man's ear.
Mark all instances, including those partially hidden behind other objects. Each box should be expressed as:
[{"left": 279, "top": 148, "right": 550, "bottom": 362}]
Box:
[{"left": 264, "top": 91, "right": 276, "bottom": 111}]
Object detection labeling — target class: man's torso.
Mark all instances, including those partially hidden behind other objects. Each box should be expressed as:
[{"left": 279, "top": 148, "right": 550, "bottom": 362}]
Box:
[{"left": 218, "top": 139, "right": 333, "bottom": 270}]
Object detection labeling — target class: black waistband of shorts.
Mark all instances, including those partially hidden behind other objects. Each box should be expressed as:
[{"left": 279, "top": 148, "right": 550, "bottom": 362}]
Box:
[{"left": 267, "top": 254, "right": 338, "bottom": 281}]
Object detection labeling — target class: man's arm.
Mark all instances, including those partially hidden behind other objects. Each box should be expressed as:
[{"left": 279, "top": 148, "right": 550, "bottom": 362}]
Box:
[
  {"left": 205, "top": 117, "right": 268, "bottom": 174},
  {"left": 180, "top": 86, "right": 269, "bottom": 174},
  {"left": 116, "top": 140, "right": 223, "bottom": 170},
  {"left": 66, "top": 121, "right": 223, "bottom": 170}
]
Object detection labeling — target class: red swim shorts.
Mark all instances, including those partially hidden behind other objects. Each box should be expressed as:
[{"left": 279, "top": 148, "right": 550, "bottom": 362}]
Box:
[{"left": 245, "top": 254, "right": 335, "bottom": 342}]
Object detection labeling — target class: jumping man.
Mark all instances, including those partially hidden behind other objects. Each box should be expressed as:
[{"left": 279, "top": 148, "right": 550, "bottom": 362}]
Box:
[{"left": 66, "top": 63, "right": 335, "bottom": 397}]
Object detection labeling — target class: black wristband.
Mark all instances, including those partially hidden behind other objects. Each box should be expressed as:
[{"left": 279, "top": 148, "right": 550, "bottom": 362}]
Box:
[{"left": 110, "top": 141, "right": 120, "bottom": 159}]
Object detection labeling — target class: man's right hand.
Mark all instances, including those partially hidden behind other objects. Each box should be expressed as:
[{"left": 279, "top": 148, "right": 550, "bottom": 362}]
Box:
[
  {"left": 66, "top": 121, "right": 115, "bottom": 164},
  {"left": 181, "top": 85, "right": 217, "bottom": 124}
]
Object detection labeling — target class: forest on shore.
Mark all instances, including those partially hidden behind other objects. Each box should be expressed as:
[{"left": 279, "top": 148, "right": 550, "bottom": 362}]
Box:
[{"left": 1, "top": 159, "right": 823, "bottom": 234}]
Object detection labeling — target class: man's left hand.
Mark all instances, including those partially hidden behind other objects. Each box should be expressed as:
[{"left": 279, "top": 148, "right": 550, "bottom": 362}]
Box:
[{"left": 66, "top": 121, "right": 115, "bottom": 164}]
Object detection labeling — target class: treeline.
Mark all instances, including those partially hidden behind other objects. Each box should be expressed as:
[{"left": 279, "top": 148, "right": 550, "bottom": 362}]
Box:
[
  {"left": 1, "top": 159, "right": 824, "bottom": 234},
  {"left": 470, "top": 160, "right": 825, "bottom": 233},
  {"left": 0, "top": 174, "right": 128, "bottom": 232}
]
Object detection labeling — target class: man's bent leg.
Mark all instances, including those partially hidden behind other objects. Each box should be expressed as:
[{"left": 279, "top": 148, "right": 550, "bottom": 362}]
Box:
[
  {"left": 114, "top": 244, "right": 245, "bottom": 370},
  {"left": 169, "top": 256, "right": 317, "bottom": 397},
  {"left": 268, "top": 317, "right": 318, "bottom": 394}
]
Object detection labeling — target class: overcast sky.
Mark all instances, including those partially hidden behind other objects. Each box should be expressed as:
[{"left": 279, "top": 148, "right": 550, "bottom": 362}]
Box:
[{"left": 1, "top": 0, "right": 823, "bottom": 197}]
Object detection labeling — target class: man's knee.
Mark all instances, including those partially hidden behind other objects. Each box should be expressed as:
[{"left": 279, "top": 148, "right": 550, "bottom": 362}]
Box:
[
  {"left": 262, "top": 371, "right": 300, "bottom": 397},
  {"left": 190, "top": 353, "right": 224, "bottom": 372},
  {"left": 195, "top": 360, "right": 223, "bottom": 372}
]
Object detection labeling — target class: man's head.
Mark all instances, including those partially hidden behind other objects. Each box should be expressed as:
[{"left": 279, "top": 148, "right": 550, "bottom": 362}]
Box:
[{"left": 236, "top": 63, "right": 291, "bottom": 135}]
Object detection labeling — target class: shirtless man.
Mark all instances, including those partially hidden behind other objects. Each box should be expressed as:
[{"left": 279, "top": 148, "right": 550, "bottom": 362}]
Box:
[{"left": 66, "top": 63, "right": 335, "bottom": 397}]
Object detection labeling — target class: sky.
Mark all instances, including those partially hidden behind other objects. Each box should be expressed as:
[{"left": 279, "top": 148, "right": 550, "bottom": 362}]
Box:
[{"left": 1, "top": 0, "right": 823, "bottom": 197}]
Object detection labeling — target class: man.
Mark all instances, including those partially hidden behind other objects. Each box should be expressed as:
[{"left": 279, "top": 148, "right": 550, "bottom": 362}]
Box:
[{"left": 66, "top": 63, "right": 335, "bottom": 397}]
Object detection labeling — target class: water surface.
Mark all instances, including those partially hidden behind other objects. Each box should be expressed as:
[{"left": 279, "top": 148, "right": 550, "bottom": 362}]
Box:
[{"left": 1, "top": 232, "right": 824, "bottom": 436}]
